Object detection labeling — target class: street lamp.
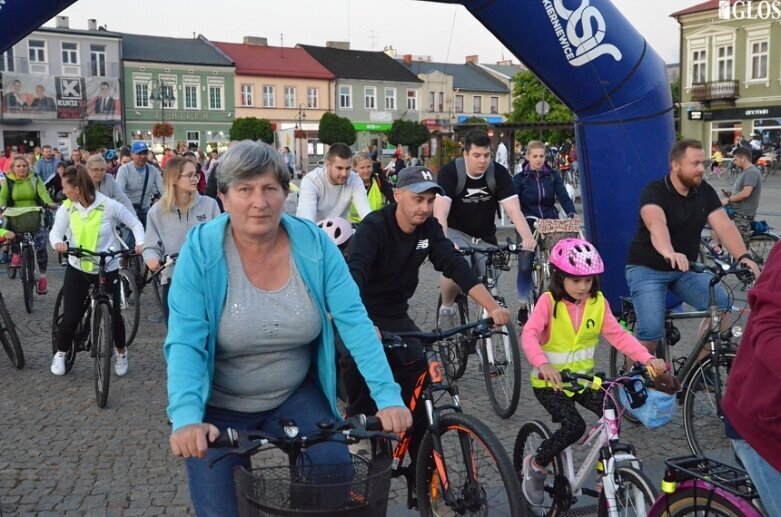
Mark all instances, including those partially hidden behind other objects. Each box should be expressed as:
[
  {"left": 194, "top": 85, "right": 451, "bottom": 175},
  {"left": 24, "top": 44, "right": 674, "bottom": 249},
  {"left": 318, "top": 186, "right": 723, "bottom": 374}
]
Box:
[
  {"left": 149, "top": 79, "right": 176, "bottom": 146},
  {"left": 295, "top": 103, "right": 307, "bottom": 173}
]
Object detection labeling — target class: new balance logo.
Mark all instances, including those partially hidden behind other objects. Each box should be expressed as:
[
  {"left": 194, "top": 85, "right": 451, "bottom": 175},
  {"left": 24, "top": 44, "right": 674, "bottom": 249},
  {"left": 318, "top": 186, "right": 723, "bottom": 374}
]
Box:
[{"left": 416, "top": 239, "right": 429, "bottom": 250}]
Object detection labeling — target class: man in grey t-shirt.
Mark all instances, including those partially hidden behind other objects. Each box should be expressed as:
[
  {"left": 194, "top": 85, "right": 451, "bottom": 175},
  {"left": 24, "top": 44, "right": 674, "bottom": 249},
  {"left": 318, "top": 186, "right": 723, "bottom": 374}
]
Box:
[{"left": 720, "top": 147, "right": 762, "bottom": 245}]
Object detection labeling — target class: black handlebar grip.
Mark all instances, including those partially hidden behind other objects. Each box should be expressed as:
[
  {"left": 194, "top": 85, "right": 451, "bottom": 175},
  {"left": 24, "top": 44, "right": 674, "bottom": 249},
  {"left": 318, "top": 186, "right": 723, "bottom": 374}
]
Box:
[
  {"left": 363, "top": 415, "right": 383, "bottom": 432},
  {"left": 209, "top": 428, "right": 238, "bottom": 448}
]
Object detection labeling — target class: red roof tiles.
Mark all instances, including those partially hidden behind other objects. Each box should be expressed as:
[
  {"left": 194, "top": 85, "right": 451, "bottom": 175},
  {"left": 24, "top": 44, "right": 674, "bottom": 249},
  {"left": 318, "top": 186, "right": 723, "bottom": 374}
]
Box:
[{"left": 213, "top": 42, "right": 334, "bottom": 80}]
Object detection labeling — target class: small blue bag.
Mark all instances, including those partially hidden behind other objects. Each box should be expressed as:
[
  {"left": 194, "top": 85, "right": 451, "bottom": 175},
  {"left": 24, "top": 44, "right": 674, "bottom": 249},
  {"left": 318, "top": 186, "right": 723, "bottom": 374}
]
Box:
[{"left": 618, "top": 383, "right": 676, "bottom": 429}]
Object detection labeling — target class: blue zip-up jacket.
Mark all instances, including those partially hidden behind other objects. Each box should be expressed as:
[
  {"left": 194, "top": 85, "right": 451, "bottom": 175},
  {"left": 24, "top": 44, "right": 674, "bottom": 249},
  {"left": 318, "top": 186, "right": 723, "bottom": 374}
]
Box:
[
  {"left": 513, "top": 163, "right": 576, "bottom": 220},
  {"left": 164, "top": 212, "right": 403, "bottom": 431}
]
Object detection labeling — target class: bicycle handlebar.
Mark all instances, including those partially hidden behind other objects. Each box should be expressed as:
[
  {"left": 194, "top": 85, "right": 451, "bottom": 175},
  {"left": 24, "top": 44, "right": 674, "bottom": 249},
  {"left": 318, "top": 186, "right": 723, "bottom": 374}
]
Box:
[
  {"left": 456, "top": 237, "right": 533, "bottom": 256},
  {"left": 381, "top": 317, "right": 495, "bottom": 347},
  {"left": 554, "top": 364, "right": 655, "bottom": 393},
  {"left": 65, "top": 247, "right": 133, "bottom": 259}
]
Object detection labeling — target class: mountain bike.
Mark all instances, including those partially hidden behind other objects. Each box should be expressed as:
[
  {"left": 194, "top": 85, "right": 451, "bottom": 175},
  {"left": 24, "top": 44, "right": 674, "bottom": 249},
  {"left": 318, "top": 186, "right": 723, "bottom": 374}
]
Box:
[
  {"left": 3, "top": 206, "right": 44, "bottom": 313},
  {"left": 648, "top": 455, "right": 765, "bottom": 516},
  {"left": 435, "top": 239, "right": 523, "bottom": 418},
  {"left": 513, "top": 366, "right": 658, "bottom": 517},
  {"left": 209, "top": 415, "right": 397, "bottom": 516},
  {"left": 380, "top": 318, "right": 524, "bottom": 515},
  {"left": 119, "top": 252, "right": 178, "bottom": 342},
  {"left": 612, "top": 260, "right": 754, "bottom": 464},
  {"left": 0, "top": 288, "right": 23, "bottom": 369},
  {"left": 51, "top": 247, "right": 132, "bottom": 408}
]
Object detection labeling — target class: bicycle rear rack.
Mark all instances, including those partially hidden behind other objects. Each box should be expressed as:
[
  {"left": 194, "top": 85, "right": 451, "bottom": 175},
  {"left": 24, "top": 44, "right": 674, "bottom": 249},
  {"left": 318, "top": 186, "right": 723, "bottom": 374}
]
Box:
[{"left": 665, "top": 456, "right": 760, "bottom": 499}]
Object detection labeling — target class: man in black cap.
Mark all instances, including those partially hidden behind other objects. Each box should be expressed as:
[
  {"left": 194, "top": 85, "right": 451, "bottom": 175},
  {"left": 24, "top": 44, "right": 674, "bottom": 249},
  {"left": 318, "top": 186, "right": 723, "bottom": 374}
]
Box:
[{"left": 343, "top": 166, "right": 511, "bottom": 462}]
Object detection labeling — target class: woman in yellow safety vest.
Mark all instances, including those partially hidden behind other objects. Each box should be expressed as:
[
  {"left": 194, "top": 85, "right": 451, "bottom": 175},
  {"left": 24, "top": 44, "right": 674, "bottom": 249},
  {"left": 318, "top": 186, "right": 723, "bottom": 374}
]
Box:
[
  {"left": 48, "top": 165, "right": 144, "bottom": 377},
  {"left": 518, "top": 238, "right": 667, "bottom": 506},
  {"left": 348, "top": 152, "right": 393, "bottom": 224}
]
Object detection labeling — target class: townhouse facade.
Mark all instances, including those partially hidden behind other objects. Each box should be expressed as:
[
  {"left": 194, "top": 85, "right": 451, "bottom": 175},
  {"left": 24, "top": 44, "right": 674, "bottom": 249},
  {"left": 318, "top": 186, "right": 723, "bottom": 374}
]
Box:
[
  {"left": 0, "top": 16, "right": 122, "bottom": 155},
  {"left": 674, "top": 0, "right": 781, "bottom": 150}
]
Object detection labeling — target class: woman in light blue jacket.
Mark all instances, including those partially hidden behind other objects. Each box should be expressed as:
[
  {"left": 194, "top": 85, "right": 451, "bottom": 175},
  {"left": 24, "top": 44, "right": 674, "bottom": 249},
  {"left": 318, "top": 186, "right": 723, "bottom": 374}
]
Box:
[{"left": 164, "top": 140, "right": 410, "bottom": 516}]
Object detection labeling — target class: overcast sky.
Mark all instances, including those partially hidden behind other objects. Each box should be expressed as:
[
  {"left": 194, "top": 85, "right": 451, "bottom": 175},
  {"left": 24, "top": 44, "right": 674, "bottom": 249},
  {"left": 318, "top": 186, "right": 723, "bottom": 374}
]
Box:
[{"left": 51, "top": 0, "right": 686, "bottom": 65}]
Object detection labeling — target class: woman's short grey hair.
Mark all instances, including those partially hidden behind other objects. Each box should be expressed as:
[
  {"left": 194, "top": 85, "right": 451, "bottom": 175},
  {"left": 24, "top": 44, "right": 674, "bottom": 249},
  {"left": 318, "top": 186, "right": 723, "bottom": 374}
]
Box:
[{"left": 216, "top": 140, "right": 290, "bottom": 194}]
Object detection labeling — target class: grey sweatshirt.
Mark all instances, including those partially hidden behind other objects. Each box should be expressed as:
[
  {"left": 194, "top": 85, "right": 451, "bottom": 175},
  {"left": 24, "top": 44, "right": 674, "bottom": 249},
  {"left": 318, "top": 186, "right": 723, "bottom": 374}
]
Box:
[
  {"left": 115, "top": 161, "right": 164, "bottom": 210},
  {"left": 142, "top": 194, "right": 221, "bottom": 283},
  {"left": 97, "top": 173, "right": 134, "bottom": 213}
]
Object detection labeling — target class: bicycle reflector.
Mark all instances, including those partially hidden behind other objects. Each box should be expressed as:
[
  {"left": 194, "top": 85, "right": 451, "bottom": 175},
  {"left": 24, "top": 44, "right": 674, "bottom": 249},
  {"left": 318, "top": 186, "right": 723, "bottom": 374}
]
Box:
[{"left": 623, "top": 378, "right": 648, "bottom": 409}]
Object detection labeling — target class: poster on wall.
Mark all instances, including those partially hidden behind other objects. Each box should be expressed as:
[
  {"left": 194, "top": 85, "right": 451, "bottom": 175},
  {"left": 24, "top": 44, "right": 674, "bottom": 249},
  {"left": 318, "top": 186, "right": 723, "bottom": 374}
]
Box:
[
  {"left": 85, "top": 78, "right": 121, "bottom": 120},
  {"left": 1, "top": 73, "right": 58, "bottom": 119},
  {"left": 55, "top": 76, "right": 86, "bottom": 119}
]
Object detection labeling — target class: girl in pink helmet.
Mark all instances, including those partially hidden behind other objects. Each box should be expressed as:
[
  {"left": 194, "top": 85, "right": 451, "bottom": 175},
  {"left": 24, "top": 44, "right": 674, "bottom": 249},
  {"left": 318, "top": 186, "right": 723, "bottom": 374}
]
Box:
[{"left": 519, "top": 237, "right": 667, "bottom": 506}]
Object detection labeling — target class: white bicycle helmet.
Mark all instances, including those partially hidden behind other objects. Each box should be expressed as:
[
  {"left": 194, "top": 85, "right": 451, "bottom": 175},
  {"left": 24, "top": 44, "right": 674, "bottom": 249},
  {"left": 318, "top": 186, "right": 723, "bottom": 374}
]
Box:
[{"left": 317, "top": 217, "right": 354, "bottom": 247}]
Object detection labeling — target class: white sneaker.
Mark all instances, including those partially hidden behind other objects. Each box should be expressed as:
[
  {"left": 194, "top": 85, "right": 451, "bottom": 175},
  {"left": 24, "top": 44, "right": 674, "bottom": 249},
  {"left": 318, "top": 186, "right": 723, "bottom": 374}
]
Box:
[
  {"left": 114, "top": 352, "right": 128, "bottom": 377},
  {"left": 51, "top": 352, "right": 67, "bottom": 376},
  {"left": 438, "top": 304, "right": 458, "bottom": 331}
]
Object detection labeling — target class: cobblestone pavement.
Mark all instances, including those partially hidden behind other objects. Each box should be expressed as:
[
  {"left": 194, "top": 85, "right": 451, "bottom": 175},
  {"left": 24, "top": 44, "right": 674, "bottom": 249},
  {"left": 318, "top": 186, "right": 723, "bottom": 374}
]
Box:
[{"left": 0, "top": 175, "right": 778, "bottom": 516}]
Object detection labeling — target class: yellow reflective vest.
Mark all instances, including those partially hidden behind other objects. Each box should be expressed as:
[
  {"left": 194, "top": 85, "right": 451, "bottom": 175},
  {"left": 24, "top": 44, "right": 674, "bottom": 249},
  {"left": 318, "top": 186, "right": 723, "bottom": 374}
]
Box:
[
  {"left": 64, "top": 199, "right": 105, "bottom": 272},
  {"left": 348, "top": 177, "right": 384, "bottom": 224}
]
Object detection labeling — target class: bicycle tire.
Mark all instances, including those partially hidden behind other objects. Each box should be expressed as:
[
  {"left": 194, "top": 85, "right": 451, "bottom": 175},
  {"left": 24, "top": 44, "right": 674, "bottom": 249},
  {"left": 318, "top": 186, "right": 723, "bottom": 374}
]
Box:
[
  {"left": 683, "top": 352, "right": 736, "bottom": 465},
  {"left": 416, "top": 412, "right": 524, "bottom": 517},
  {"left": 93, "top": 301, "right": 113, "bottom": 408},
  {"left": 51, "top": 288, "right": 79, "bottom": 374},
  {"left": 5, "top": 255, "right": 17, "bottom": 279},
  {"left": 529, "top": 248, "right": 547, "bottom": 310},
  {"left": 597, "top": 466, "right": 657, "bottom": 517},
  {"left": 118, "top": 270, "right": 140, "bottom": 347},
  {"left": 481, "top": 320, "right": 522, "bottom": 419},
  {"left": 21, "top": 246, "right": 35, "bottom": 313},
  {"left": 435, "top": 293, "right": 470, "bottom": 380},
  {"left": 513, "top": 420, "right": 564, "bottom": 516},
  {"left": 0, "top": 292, "right": 23, "bottom": 369},
  {"left": 648, "top": 483, "right": 764, "bottom": 516},
  {"left": 748, "top": 233, "right": 779, "bottom": 267}
]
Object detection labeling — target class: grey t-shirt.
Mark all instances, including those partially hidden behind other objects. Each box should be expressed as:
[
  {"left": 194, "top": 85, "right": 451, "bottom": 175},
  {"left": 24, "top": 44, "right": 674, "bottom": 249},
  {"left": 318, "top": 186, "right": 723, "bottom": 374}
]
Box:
[
  {"left": 209, "top": 231, "right": 322, "bottom": 412},
  {"left": 732, "top": 165, "right": 762, "bottom": 218}
]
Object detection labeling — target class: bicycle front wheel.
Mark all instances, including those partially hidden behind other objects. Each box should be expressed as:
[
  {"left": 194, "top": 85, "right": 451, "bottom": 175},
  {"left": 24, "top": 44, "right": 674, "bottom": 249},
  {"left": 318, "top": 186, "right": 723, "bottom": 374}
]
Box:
[
  {"left": 683, "top": 352, "right": 736, "bottom": 464},
  {"left": 5, "top": 255, "right": 17, "bottom": 279},
  {"left": 118, "top": 270, "right": 140, "bottom": 347},
  {"left": 748, "top": 233, "right": 779, "bottom": 267},
  {"left": 0, "top": 292, "right": 23, "bottom": 368},
  {"left": 21, "top": 246, "right": 35, "bottom": 313},
  {"left": 529, "top": 249, "right": 547, "bottom": 310},
  {"left": 481, "top": 321, "right": 521, "bottom": 419},
  {"left": 93, "top": 301, "right": 113, "bottom": 408},
  {"left": 436, "top": 293, "right": 470, "bottom": 380},
  {"left": 513, "top": 420, "right": 564, "bottom": 516},
  {"left": 597, "top": 466, "right": 657, "bottom": 517},
  {"left": 416, "top": 412, "right": 524, "bottom": 516}
]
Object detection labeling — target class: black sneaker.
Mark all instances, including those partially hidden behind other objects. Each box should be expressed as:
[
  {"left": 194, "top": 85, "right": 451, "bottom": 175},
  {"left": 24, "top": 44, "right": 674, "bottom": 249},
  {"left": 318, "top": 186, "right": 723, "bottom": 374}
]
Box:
[{"left": 517, "top": 307, "right": 529, "bottom": 326}]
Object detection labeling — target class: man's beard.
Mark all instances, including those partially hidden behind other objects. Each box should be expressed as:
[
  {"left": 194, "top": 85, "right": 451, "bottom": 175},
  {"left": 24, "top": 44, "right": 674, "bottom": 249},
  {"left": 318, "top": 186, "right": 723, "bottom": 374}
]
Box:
[{"left": 679, "top": 173, "right": 702, "bottom": 189}]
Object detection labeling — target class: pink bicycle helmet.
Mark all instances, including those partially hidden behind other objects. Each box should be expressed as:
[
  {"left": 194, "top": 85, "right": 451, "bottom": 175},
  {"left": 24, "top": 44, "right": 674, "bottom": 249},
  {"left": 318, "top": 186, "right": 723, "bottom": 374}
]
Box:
[
  {"left": 317, "top": 217, "right": 354, "bottom": 247},
  {"left": 549, "top": 238, "right": 604, "bottom": 276}
]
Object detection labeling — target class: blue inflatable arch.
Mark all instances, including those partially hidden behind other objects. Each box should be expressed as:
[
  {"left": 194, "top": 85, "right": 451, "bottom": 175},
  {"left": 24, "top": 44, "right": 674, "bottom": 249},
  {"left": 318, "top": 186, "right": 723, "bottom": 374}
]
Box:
[
  {"left": 0, "top": 0, "right": 674, "bottom": 304},
  {"left": 431, "top": 0, "right": 675, "bottom": 304}
]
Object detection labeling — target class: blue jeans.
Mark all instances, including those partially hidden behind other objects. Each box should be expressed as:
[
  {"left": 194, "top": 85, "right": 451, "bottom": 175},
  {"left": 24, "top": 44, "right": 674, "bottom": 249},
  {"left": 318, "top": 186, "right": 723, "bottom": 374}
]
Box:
[
  {"left": 732, "top": 439, "right": 781, "bottom": 516},
  {"left": 185, "top": 380, "right": 351, "bottom": 517},
  {"left": 625, "top": 265, "right": 731, "bottom": 342},
  {"left": 516, "top": 250, "right": 536, "bottom": 303}
]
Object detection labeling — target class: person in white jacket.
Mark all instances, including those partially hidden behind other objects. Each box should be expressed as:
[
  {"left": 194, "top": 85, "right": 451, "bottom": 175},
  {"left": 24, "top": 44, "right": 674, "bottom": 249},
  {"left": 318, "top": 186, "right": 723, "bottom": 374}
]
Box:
[
  {"left": 143, "top": 156, "right": 220, "bottom": 322},
  {"left": 49, "top": 165, "right": 144, "bottom": 377}
]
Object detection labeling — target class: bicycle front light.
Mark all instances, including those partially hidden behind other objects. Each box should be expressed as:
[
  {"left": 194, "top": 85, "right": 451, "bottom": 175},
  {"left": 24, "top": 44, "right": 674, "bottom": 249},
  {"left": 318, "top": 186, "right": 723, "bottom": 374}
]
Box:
[
  {"left": 283, "top": 424, "right": 299, "bottom": 438},
  {"left": 731, "top": 326, "right": 743, "bottom": 339}
]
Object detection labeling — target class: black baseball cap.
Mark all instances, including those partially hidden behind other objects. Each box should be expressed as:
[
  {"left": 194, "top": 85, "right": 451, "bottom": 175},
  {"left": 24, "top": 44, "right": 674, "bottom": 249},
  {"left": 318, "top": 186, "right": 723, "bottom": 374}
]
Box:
[{"left": 395, "top": 166, "right": 444, "bottom": 195}]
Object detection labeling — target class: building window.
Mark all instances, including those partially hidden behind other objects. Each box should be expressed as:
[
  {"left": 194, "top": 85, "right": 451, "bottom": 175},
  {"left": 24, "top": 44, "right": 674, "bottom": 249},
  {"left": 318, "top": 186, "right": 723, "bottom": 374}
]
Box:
[
  {"left": 241, "top": 84, "right": 254, "bottom": 106},
  {"left": 307, "top": 87, "right": 319, "bottom": 109},
  {"left": 184, "top": 84, "right": 199, "bottom": 110},
  {"left": 0, "top": 48, "right": 14, "bottom": 72},
  {"left": 364, "top": 86, "right": 376, "bottom": 110},
  {"left": 135, "top": 82, "right": 150, "bottom": 108},
  {"left": 455, "top": 95, "right": 464, "bottom": 113},
  {"left": 263, "top": 85, "right": 275, "bottom": 107},
  {"left": 406, "top": 89, "right": 418, "bottom": 111},
  {"left": 161, "top": 82, "right": 176, "bottom": 108},
  {"left": 284, "top": 86, "right": 296, "bottom": 108},
  {"left": 339, "top": 84, "right": 352, "bottom": 109},
  {"left": 750, "top": 40, "right": 768, "bottom": 80},
  {"left": 490, "top": 96, "right": 499, "bottom": 114},
  {"left": 428, "top": 92, "right": 435, "bottom": 111},
  {"left": 437, "top": 92, "right": 445, "bottom": 112},
  {"left": 472, "top": 96, "right": 481, "bottom": 114},
  {"left": 209, "top": 85, "right": 223, "bottom": 110},
  {"left": 691, "top": 49, "right": 707, "bottom": 84},
  {"left": 28, "top": 39, "right": 46, "bottom": 63},
  {"left": 186, "top": 131, "right": 201, "bottom": 149},
  {"left": 710, "top": 120, "right": 743, "bottom": 150},
  {"left": 90, "top": 44, "right": 106, "bottom": 77},
  {"left": 61, "top": 42, "right": 78, "bottom": 65},
  {"left": 384, "top": 87, "right": 396, "bottom": 110},
  {"left": 716, "top": 45, "right": 733, "bottom": 81}
]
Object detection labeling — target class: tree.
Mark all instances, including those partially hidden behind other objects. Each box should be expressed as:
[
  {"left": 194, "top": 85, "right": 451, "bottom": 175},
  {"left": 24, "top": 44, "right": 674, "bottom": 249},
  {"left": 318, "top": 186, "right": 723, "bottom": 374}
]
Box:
[
  {"left": 319, "top": 112, "right": 356, "bottom": 146},
  {"left": 77, "top": 122, "right": 114, "bottom": 151},
  {"left": 507, "top": 70, "right": 574, "bottom": 145},
  {"left": 388, "top": 119, "right": 429, "bottom": 157},
  {"left": 229, "top": 117, "right": 274, "bottom": 143}
]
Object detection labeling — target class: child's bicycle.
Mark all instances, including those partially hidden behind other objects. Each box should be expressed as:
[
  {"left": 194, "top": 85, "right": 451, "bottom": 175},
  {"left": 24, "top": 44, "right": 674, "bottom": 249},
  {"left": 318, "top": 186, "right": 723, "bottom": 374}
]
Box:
[
  {"left": 209, "top": 415, "right": 398, "bottom": 516},
  {"left": 647, "top": 455, "right": 765, "bottom": 516},
  {"left": 513, "top": 365, "right": 659, "bottom": 517}
]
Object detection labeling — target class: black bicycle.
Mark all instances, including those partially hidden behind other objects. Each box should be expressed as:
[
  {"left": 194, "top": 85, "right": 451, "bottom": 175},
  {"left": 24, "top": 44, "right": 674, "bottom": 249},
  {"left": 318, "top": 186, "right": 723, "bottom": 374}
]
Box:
[
  {"left": 3, "top": 206, "right": 44, "bottom": 313},
  {"left": 0, "top": 288, "right": 23, "bottom": 369},
  {"left": 435, "top": 239, "right": 523, "bottom": 419},
  {"left": 51, "top": 247, "right": 132, "bottom": 408},
  {"left": 120, "top": 252, "right": 179, "bottom": 339},
  {"left": 209, "top": 415, "right": 398, "bottom": 516}
]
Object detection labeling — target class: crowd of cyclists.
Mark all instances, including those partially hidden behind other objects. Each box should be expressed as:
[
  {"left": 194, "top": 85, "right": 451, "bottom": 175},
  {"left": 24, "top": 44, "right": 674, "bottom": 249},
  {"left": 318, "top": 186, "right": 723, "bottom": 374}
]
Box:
[{"left": 1, "top": 129, "right": 778, "bottom": 516}]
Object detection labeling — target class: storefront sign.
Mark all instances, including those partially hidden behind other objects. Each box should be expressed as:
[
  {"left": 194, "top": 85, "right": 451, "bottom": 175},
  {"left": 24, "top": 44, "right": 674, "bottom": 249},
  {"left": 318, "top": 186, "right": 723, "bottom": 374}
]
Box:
[
  {"left": 688, "top": 110, "right": 712, "bottom": 120},
  {"left": 353, "top": 122, "right": 392, "bottom": 132},
  {"left": 705, "top": 105, "right": 781, "bottom": 121}
]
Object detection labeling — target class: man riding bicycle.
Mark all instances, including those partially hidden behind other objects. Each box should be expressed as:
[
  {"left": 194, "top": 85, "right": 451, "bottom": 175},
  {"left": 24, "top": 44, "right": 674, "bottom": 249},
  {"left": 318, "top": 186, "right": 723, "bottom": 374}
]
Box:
[
  {"left": 625, "top": 139, "right": 761, "bottom": 356},
  {"left": 710, "top": 146, "right": 762, "bottom": 253}
]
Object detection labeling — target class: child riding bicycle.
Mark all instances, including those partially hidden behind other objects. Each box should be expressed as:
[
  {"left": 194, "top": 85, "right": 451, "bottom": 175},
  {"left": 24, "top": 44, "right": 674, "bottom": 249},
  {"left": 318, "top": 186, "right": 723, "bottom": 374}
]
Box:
[{"left": 519, "top": 238, "right": 667, "bottom": 506}]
